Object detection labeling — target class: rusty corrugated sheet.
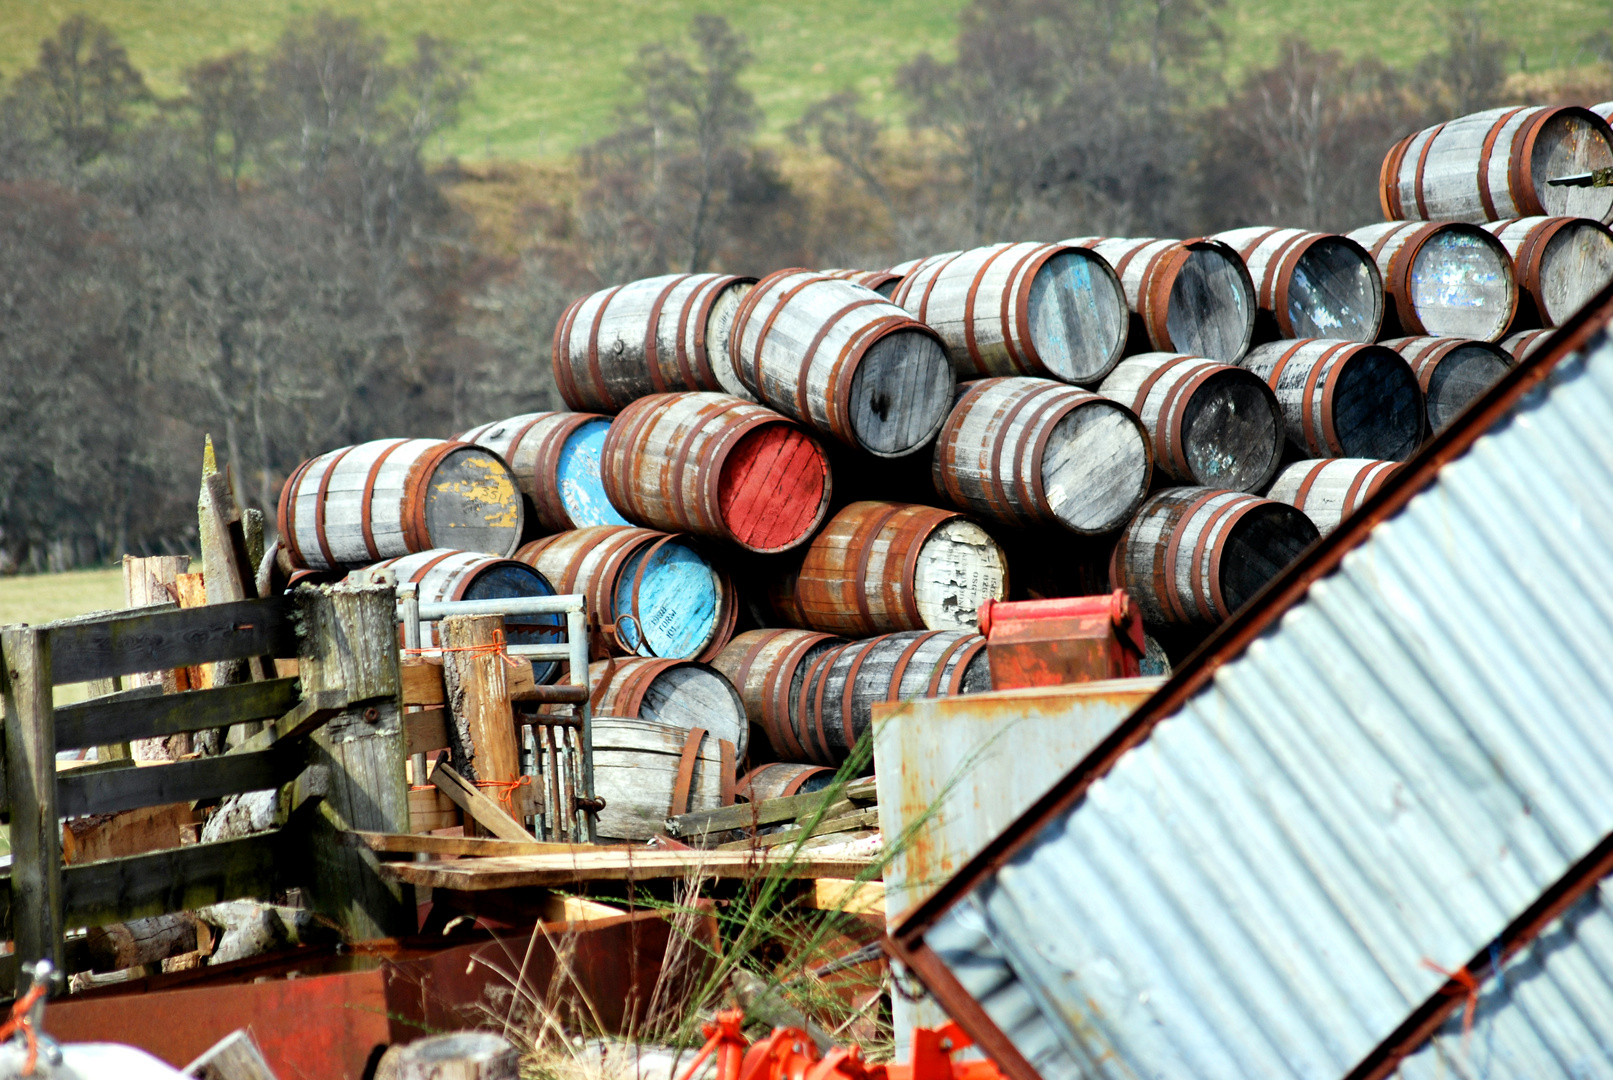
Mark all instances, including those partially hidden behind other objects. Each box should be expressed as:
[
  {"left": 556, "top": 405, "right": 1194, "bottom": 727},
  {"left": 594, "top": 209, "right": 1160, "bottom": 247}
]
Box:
[{"left": 890, "top": 287, "right": 1613, "bottom": 1079}]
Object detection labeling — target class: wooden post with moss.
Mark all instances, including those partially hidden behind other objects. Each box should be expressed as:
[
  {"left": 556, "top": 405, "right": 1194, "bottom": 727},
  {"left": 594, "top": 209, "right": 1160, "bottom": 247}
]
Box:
[
  {"left": 0, "top": 626, "right": 62, "bottom": 991},
  {"left": 292, "top": 573, "right": 416, "bottom": 939}
]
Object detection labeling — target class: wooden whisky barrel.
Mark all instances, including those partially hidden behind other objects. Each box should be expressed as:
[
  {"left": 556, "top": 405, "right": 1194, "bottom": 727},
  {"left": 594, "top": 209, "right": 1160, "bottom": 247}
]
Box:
[
  {"left": 278, "top": 439, "right": 524, "bottom": 571},
  {"left": 1502, "top": 328, "right": 1554, "bottom": 362},
  {"left": 793, "top": 631, "right": 990, "bottom": 767},
  {"left": 737, "top": 762, "right": 835, "bottom": 801},
  {"left": 1482, "top": 216, "right": 1613, "bottom": 327},
  {"left": 1211, "top": 227, "right": 1385, "bottom": 342},
  {"left": 551, "top": 273, "right": 756, "bottom": 413},
  {"left": 600, "top": 393, "right": 831, "bottom": 553},
  {"left": 787, "top": 501, "right": 1009, "bottom": 637},
  {"left": 1266, "top": 459, "right": 1401, "bottom": 537},
  {"left": 1065, "top": 237, "right": 1256, "bottom": 362},
  {"left": 932, "top": 377, "right": 1151, "bottom": 534},
  {"left": 1240, "top": 340, "right": 1424, "bottom": 460},
  {"left": 727, "top": 269, "right": 954, "bottom": 457},
  {"left": 457, "top": 411, "right": 628, "bottom": 532},
  {"left": 710, "top": 629, "right": 844, "bottom": 762},
  {"left": 1381, "top": 335, "right": 1516, "bottom": 433},
  {"left": 379, "top": 548, "right": 564, "bottom": 684},
  {"left": 1097, "top": 354, "right": 1284, "bottom": 492},
  {"left": 515, "top": 526, "right": 735, "bottom": 661},
  {"left": 1595, "top": 102, "right": 1613, "bottom": 123},
  {"left": 592, "top": 717, "right": 733, "bottom": 841},
  {"left": 1345, "top": 221, "right": 1518, "bottom": 341},
  {"left": 1110, "top": 488, "right": 1320, "bottom": 629},
  {"left": 891, "top": 243, "right": 1129, "bottom": 385},
  {"left": 821, "top": 269, "right": 902, "bottom": 297},
  {"left": 574, "top": 658, "right": 747, "bottom": 757},
  {"left": 1380, "top": 106, "right": 1613, "bottom": 225}
]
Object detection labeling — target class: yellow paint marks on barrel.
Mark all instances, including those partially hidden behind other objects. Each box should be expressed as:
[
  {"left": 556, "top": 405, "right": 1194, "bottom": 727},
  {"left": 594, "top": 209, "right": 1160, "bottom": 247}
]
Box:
[{"left": 433, "top": 456, "right": 521, "bottom": 529}]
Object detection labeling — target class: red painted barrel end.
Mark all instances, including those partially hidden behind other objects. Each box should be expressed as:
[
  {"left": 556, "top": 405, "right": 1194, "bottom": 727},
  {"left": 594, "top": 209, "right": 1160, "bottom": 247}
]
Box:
[{"left": 717, "top": 423, "right": 831, "bottom": 553}]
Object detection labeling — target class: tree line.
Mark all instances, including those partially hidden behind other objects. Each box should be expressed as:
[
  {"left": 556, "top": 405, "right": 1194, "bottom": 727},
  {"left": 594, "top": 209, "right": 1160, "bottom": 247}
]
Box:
[{"left": 0, "top": 2, "right": 1603, "bottom": 572}]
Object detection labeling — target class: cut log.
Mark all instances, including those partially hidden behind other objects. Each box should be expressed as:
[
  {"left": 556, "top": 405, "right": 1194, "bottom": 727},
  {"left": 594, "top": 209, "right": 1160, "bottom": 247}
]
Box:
[
  {"left": 86, "top": 913, "right": 200, "bottom": 974},
  {"left": 439, "top": 615, "right": 520, "bottom": 790}
]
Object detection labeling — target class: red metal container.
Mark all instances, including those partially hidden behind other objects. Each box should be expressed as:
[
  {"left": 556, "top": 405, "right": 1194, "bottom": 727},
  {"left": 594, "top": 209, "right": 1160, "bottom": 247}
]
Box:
[{"left": 977, "top": 591, "right": 1146, "bottom": 689}]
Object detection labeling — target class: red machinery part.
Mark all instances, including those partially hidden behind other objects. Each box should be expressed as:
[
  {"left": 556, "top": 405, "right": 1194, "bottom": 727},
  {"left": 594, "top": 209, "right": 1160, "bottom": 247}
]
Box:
[
  {"left": 679, "top": 1011, "right": 1004, "bottom": 1080},
  {"left": 977, "top": 590, "right": 1146, "bottom": 690}
]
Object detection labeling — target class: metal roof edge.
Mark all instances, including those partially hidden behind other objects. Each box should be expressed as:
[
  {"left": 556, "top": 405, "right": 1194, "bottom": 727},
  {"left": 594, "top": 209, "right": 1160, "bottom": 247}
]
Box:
[{"left": 890, "top": 279, "right": 1613, "bottom": 953}]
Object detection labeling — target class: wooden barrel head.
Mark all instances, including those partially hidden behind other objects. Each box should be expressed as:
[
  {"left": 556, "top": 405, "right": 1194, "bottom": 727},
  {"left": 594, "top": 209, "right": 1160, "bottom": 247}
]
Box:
[
  {"left": 913, "top": 518, "right": 1009, "bottom": 631},
  {"left": 1331, "top": 348, "right": 1424, "bottom": 460},
  {"left": 1286, "top": 237, "right": 1382, "bottom": 341},
  {"left": 1530, "top": 110, "right": 1613, "bottom": 221},
  {"left": 1407, "top": 229, "right": 1515, "bottom": 340},
  {"left": 1166, "top": 245, "right": 1255, "bottom": 362},
  {"left": 1180, "top": 369, "right": 1285, "bottom": 492},
  {"left": 637, "top": 663, "right": 747, "bottom": 756},
  {"left": 846, "top": 329, "right": 954, "bottom": 457},
  {"left": 716, "top": 422, "right": 830, "bottom": 552},
  {"left": 1217, "top": 502, "right": 1320, "bottom": 614},
  {"left": 614, "top": 538, "right": 723, "bottom": 659},
  {"left": 1537, "top": 219, "right": 1613, "bottom": 325},
  {"left": 458, "top": 559, "right": 564, "bottom": 685},
  {"left": 556, "top": 417, "right": 630, "bottom": 528},
  {"left": 417, "top": 446, "right": 524, "bottom": 557},
  {"left": 1423, "top": 342, "right": 1513, "bottom": 432},
  {"left": 1025, "top": 249, "right": 1129, "bottom": 384},
  {"left": 1042, "top": 401, "right": 1152, "bottom": 533}
]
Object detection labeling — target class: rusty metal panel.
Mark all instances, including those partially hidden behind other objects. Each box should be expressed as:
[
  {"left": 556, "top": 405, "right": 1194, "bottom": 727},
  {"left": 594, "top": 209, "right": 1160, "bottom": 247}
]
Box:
[
  {"left": 872, "top": 678, "right": 1160, "bottom": 1057},
  {"left": 892, "top": 292, "right": 1613, "bottom": 1078}
]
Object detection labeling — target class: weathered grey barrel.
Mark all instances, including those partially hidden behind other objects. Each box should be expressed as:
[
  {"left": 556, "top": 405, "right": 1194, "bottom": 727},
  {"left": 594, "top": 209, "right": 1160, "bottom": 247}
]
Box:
[
  {"left": 1381, "top": 335, "right": 1516, "bottom": 433},
  {"left": 1065, "top": 237, "right": 1256, "bottom": 362},
  {"left": 726, "top": 269, "right": 954, "bottom": 457},
  {"left": 1345, "top": 221, "right": 1518, "bottom": 341},
  {"left": 821, "top": 269, "right": 902, "bottom": 297},
  {"left": 458, "top": 411, "right": 627, "bottom": 532},
  {"left": 571, "top": 658, "right": 747, "bottom": 757},
  {"left": 1266, "top": 459, "right": 1402, "bottom": 537},
  {"left": 1596, "top": 102, "right": 1613, "bottom": 123},
  {"left": 379, "top": 548, "right": 564, "bottom": 684},
  {"left": 932, "top": 377, "right": 1151, "bottom": 533},
  {"left": 737, "top": 762, "right": 835, "bottom": 801},
  {"left": 1240, "top": 340, "right": 1424, "bottom": 460},
  {"left": 1098, "top": 354, "right": 1284, "bottom": 492},
  {"left": 892, "top": 243, "right": 1129, "bottom": 384},
  {"left": 1380, "top": 106, "right": 1613, "bottom": 225},
  {"left": 793, "top": 631, "right": 991, "bottom": 767},
  {"left": 592, "top": 717, "right": 732, "bottom": 840},
  {"left": 1482, "top": 216, "right": 1613, "bottom": 327},
  {"left": 552, "top": 273, "right": 756, "bottom": 412},
  {"left": 787, "top": 501, "right": 1008, "bottom": 637},
  {"left": 1502, "top": 328, "right": 1554, "bottom": 361},
  {"left": 1211, "top": 227, "right": 1384, "bottom": 342},
  {"left": 710, "top": 628, "right": 844, "bottom": 762},
  {"left": 600, "top": 392, "right": 831, "bottom": 554},
  {"left": 515, "top": 526, "right": 735, "bottom": 662},
  {"left": 278, "top": 439, "right": 524, "bottom": 571},
  {"left": 1111, "top": 488, "right": 1320, "bottom": 629}
]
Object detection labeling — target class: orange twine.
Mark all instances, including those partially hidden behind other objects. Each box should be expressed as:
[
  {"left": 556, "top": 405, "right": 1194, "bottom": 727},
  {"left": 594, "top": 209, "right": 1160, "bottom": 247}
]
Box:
[
  {"left": 1421, "top": 957, "right": 1481, "bottom": 1044},
  {"left": 0, "top": 978, "right": 48, "bottom": 1075},
  {"left": 475, "top": 774, "right": 533, "bottom": 810},
  {"left": 403, "top": 627, "right": 524, "bottom": 668}
]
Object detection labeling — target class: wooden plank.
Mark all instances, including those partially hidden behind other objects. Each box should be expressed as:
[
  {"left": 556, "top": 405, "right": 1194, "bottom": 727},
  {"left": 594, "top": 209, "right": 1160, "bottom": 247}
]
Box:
[
  {"left": 379, "top": 849, "right": 880, "bottom": 891},
  {"left": 1, "top": 626, "right": 63, "bottom": 989},
  {"left": 57, "top": 749, "right": 291, "bottom": 819},
  {"left": 809, "top": 879, "right": 886, "bottom": 916},
  {"left": 62, "top": 803, "right": 199, "bottom": 865},
  {"left": 715, "top": 808, "right": 880, "bottom": 850},
  {"left": 408, "top": 786, "right": 461, "bottom": 833},
  {"left": 228, "top": 689, "right": 350, "bottom": 756},
  {"left": 430, "top": 763, "right": 536, "bottom": 842},
  {"left": 61, "top": 831, "right": 281, "bottom": 930},
  {"left": 401, "top": 659, "right": 445, "bottom": 706},
  {"left": 664, "top": 776, "right": 878, "bottom": 838},
  {"left": 404, "top": 707, "right": 449, "bottom": 756},
  {"left": 350, "top": 830, "right": 586, "bottom": 858},
  {"left": 54, "top": 678, "right": 300, "bottom": 751},
  {"left": 46, "top": 596, "right": 298, "bottom": 686}
]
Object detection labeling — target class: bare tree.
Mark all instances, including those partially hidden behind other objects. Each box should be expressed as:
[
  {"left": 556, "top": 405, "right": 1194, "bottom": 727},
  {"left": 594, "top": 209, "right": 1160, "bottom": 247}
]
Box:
[{"left": 5, "top": 15, "right": 149, "bottom": 171}]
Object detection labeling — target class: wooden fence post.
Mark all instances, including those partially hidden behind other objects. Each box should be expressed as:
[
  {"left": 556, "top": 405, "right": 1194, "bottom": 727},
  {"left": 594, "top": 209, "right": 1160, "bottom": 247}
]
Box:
[
  {"left": 1, "top": 627, "right": 63, "bottom": 990},
  {"left": 294, "top": 577, "right": 414, "bottom": 939}
]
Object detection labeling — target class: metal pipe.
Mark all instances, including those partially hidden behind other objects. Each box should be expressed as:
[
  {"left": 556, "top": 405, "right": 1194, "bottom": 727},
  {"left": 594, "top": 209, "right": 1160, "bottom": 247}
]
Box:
[
  {"left": 416, "top": 595, "right": 584, "bottom": 619},
  {"left": 568, "top": 605, "right": 596, "bottom": 842}
]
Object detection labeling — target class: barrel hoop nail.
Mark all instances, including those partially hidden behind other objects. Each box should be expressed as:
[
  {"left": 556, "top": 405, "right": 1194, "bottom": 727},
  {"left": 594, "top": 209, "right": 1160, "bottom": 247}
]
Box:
[{"left": 585, "top": 284, "right": 629, "bottom": 409}]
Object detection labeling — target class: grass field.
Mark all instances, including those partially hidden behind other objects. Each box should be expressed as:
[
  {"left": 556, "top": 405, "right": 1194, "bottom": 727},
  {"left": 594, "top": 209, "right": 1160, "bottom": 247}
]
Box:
[
  {"left": 0, "top": 0, "right": 1604, "bottom": 161},
  {"left": 0, "top": 567, "right": 127, "bottom": 628}
]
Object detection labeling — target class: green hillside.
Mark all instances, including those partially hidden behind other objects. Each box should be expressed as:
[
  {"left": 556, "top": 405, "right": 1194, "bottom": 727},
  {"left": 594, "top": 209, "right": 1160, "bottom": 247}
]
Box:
[{"left": 0, "top": 0, "right": 1605, "bottom": 161}]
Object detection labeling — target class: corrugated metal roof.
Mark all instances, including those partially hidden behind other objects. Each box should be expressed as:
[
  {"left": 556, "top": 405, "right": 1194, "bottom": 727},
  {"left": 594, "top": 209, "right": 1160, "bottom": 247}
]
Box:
[{"left": 895, "top": 293, "right": 1613, "bottom": 1079}]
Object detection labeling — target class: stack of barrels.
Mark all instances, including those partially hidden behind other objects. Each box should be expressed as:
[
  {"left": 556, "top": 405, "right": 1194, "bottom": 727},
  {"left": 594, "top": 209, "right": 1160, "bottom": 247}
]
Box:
[{"left": 269, "top": 98, "right": 1613, "bottom": 822}]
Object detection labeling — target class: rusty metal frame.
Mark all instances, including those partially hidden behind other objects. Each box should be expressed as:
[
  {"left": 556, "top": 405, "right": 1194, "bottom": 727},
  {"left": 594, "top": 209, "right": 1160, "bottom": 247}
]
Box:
[{"left": 885, "top": 279, "right": 1613, "bottom": 1080}]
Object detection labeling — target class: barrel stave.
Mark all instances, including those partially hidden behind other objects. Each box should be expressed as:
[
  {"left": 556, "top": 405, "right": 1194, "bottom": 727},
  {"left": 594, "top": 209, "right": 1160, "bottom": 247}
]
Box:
[
  {"left": 1483, "top": 216, "right": 1613, "bottom": 328},
  {"left": 1212, "top": 227, "right": 1385, "bottom": 342},
  {"left": 1066, "top": 237, "right": 1256, "bottom": 363},
  {"left": 1241, "top": 340, "right": 1424, "bottom": 461},
  {"left": 1381, "top": 335, "right": 1516, "bottom": 433},
  {"left": 1266, "top": 459, "right": 1401, "bottom": 537},
  {"left": 458, "top": 411, "right": 628, "bottom": 533},
  {"left": 1346, "top": 221, "right": 1518, "bottom": 341}
]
